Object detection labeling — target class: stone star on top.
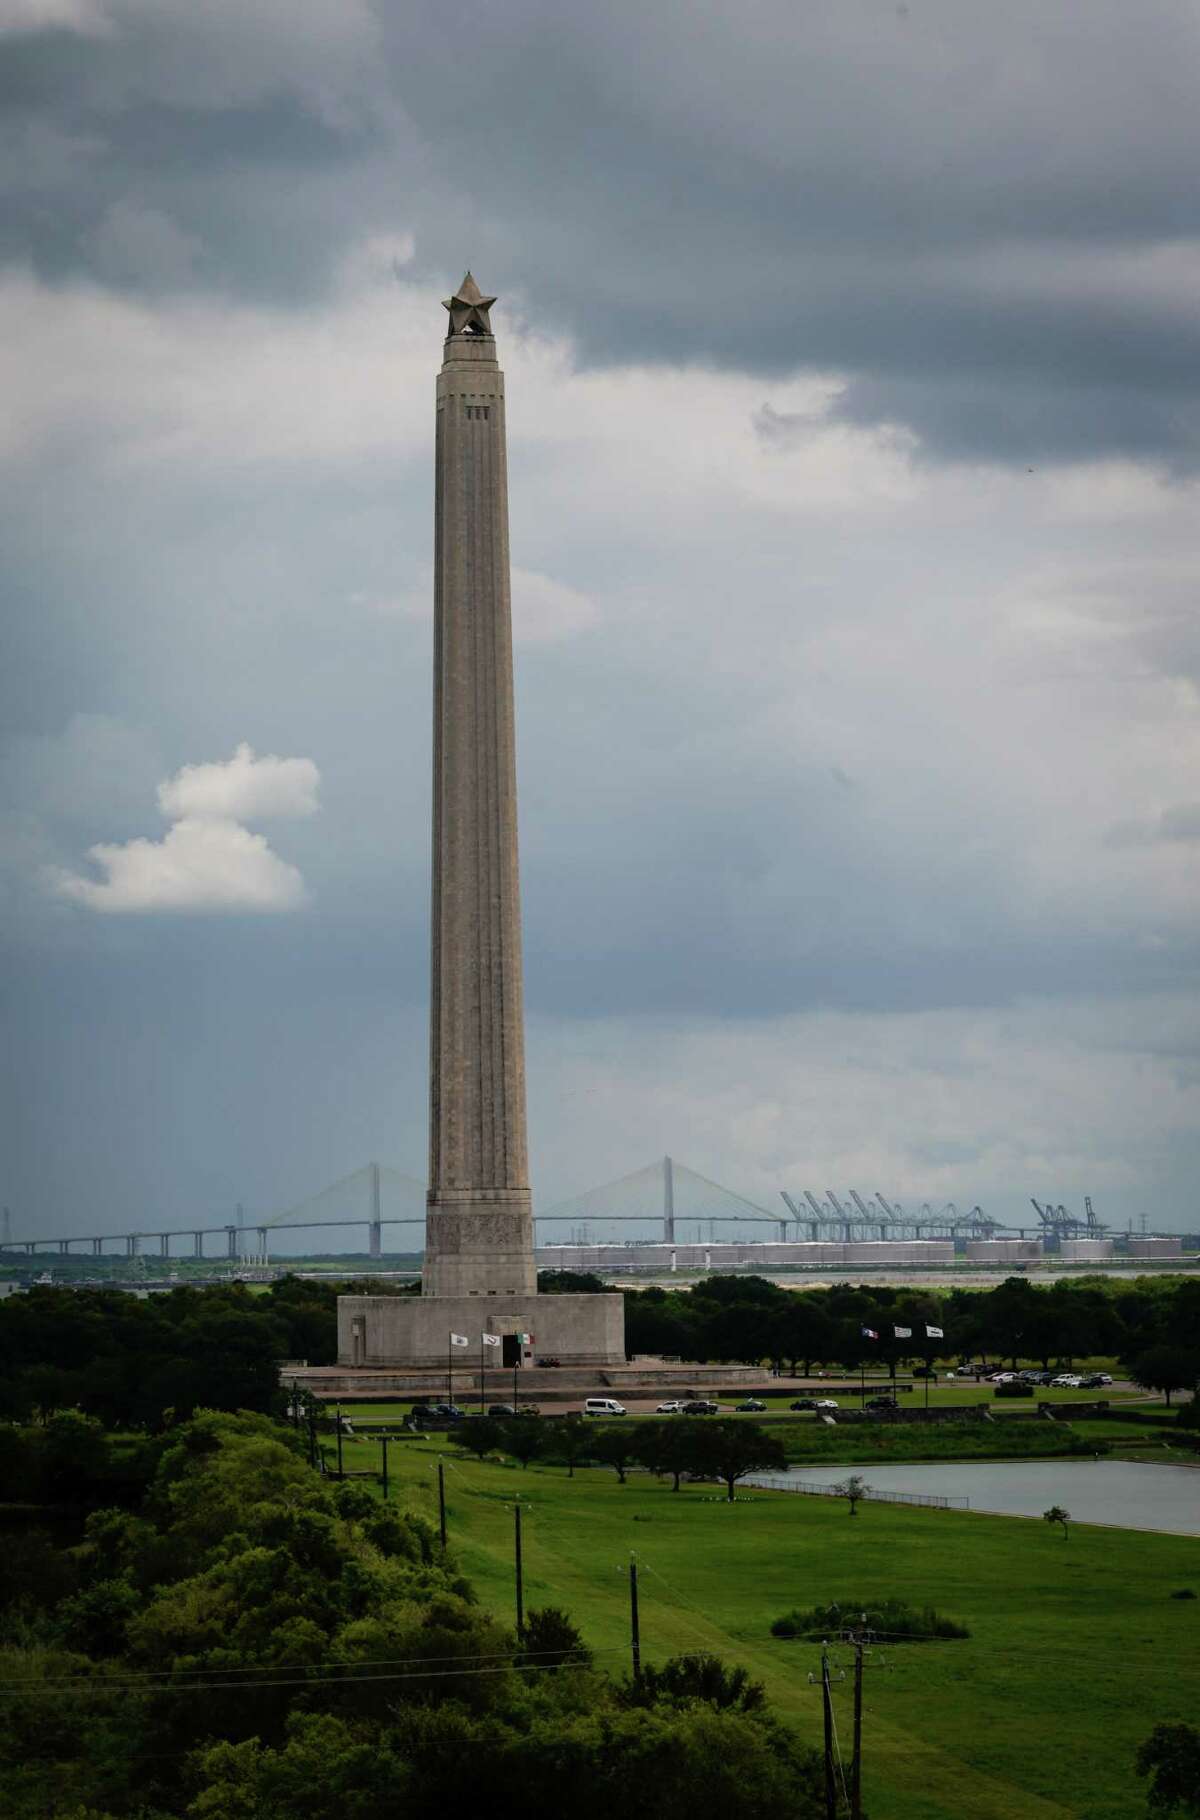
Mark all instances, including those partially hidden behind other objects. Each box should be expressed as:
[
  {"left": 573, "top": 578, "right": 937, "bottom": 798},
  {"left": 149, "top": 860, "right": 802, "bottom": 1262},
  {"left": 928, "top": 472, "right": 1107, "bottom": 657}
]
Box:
[{"left": 443, "top": 271, "right": 496, "bottom": 336}]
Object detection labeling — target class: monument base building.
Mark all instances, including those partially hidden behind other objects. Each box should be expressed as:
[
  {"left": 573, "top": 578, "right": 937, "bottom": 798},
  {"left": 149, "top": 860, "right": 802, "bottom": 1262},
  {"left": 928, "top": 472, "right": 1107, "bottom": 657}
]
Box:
[{"left": 338, "top": 1290, "right": 626, "bottom": 1369}]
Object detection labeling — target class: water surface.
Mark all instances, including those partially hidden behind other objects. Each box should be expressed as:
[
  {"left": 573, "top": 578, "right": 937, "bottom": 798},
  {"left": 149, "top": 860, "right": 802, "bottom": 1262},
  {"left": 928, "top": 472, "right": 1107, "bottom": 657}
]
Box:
[{"left": 749, "top": 1459, "right": 1200, "bottom": 1535}]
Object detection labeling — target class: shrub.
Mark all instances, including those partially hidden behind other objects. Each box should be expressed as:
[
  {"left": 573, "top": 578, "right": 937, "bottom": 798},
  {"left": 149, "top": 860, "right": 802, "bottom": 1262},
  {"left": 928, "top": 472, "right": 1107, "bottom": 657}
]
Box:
[{"left": 770, "top": 1598, "right": 969, "bottom": 1642}]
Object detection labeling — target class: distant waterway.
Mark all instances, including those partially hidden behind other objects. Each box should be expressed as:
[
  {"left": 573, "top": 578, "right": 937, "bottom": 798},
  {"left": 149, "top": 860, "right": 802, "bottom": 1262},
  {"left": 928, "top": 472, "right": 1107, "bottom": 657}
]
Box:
[{"left": 747, "top": 1459, "right": 1200, "bottom": 1535}]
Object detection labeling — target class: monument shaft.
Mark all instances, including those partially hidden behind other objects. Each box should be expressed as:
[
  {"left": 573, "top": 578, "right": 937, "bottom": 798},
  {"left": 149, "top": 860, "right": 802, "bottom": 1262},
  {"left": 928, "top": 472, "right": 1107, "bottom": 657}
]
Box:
[
  {"left": 424, "top": 298, "right": 534, "bottom": 1297},
  {"left": 334, "top": 275, "right": 624, "bottom": 1367}
]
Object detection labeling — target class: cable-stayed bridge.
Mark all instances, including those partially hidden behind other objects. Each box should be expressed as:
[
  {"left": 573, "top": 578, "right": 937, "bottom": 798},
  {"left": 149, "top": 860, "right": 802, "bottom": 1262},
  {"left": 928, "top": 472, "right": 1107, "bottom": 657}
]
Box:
[{"left": 0, "top": 1156, "right": 783, "bottom": 1259}]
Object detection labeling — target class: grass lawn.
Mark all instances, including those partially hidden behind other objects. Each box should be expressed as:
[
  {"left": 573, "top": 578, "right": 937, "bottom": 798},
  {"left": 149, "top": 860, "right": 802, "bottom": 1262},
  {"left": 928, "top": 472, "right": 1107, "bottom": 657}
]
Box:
[{"left": 330, "top": 1429, "right": 1198, "bottom": 1820}]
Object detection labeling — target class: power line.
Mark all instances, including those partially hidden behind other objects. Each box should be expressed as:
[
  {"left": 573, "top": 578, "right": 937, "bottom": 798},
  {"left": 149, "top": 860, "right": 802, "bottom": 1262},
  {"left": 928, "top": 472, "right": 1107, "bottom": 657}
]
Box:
[
  {"left": 0, "top": 1652, "right": 622, "bottom": 1701},
  {"left": 0, "top": 1640, "right": 624, "bottom": 1689}
]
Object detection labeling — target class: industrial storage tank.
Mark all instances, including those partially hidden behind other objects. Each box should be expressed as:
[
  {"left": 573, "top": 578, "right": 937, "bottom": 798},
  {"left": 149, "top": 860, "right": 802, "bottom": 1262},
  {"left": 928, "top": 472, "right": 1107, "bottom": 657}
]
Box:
[
  {"left": 534, "top": 1238, "right": 956, "bottom": 1272},
  {"left": 964, "top": 1240, "right": 1043, "bottom": 1262},
  {"left": 1123, "top": 1236, "right": 1183, "bottom": 1257},
  {"left": 1059, "top": 1239, "right": 1114, "bottom": 1261}
]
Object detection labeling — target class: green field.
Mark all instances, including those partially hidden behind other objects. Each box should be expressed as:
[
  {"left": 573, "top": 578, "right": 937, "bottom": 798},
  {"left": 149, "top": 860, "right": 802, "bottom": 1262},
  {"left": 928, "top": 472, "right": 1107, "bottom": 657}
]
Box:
[{"left": 326, "top": 1429, "right": 1198, "bottom": 1820}]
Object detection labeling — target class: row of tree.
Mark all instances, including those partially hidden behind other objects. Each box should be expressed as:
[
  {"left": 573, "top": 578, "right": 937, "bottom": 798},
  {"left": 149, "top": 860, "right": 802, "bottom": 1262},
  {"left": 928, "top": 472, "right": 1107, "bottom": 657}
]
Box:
[
  {"left": 0, "top": 1408, "right": 829, "bottom": 1819},
  {"left": 449, "top": 1414, "right": 788, "bottom": 1500},
  {"left": 2, "top": 1268, "right": 1197, "bottom": 1433},
  {"left": 619, "top": 1270, "right": 1200, "bottom": 1395}
]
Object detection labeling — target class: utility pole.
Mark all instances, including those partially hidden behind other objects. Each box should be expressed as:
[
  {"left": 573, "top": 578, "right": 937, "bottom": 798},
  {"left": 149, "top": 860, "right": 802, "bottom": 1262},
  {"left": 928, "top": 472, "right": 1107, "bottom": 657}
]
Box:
[
  {"left": 514, "top": 1502, "right": 524, "bottom": 1639},
  {"left": 335, "top": 1404, "right": 344, "bottom": 1479},
  {"left": 437, "top": 1461, "right": 447, "bottom": 1548},
  {"left": 629, "top": 1557, "right": 642, "bottom": 1685},
  {"left": 851, "top": 1639, "right": 864, "bottom": 1820},
  {"left": 379, "top": 1435, "right": 390, "bottom": 1502},
  {"left": 821, "top": 1647, "right": 837, "bottom": 1820}
]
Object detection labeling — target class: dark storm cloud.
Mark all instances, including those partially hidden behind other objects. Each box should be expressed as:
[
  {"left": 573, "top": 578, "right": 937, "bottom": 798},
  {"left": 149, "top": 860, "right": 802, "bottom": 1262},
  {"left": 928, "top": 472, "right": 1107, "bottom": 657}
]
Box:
[{"left": 3, "top": 0, "right": 1199, "bottom": 461}]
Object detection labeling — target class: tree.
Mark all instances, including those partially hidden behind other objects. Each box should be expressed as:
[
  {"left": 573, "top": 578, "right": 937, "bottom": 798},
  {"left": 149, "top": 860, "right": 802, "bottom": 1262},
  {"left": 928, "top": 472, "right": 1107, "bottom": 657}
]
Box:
[
  {"left": 592, "top": 1424, "right": 640, "bottom": 1484},
  {"left": 631, "top": 1652, "right": 766, "bottom": 1713},
  {"left": 1132, "top": 1347, "right": 1200, "bottom": 1409},
  {"left": 832, "top": 1474, "right": 870, "bottom": 1516},
  {"left": 1136, "top": 1722, "right": 1200, "bottom": 1816},
  {"left": 499, "top": 1420, "right": 545, "bottom": 1469},
  {"left": 635, "top": 1420, "right": 693, "bottom": 1491},
  {"left": 450, "top": 1418, "right": 502, "bottom": 1462},
  {"left": 690, "top": 1420, "right": 787, "bottom": 1503},
  {"left": 549, "top": 1420, "right": 592, "bottom": 1478},
  {"left": 1043, "top": 1505, "right": 1071, "bottom": 1541},
  {"left": 520, "top": 1605, "right": 592, "bottom": 1670}
]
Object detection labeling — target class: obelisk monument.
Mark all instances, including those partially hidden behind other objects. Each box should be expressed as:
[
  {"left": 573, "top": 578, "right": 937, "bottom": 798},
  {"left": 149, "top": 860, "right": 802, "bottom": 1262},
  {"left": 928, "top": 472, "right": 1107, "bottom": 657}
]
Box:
[
  {"left": 424, "top": 273, "right": 535, "bottom": 1298},
  {"left": 336, "top": 277, "right": 624, "bottom": 1369}
]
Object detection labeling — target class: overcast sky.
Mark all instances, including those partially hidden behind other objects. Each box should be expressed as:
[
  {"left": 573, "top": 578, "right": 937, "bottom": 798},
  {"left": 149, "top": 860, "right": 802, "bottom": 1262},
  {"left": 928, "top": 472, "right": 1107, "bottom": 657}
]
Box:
[{"left": 3, "top": 0, "right": 1199, "bottom": 1248}]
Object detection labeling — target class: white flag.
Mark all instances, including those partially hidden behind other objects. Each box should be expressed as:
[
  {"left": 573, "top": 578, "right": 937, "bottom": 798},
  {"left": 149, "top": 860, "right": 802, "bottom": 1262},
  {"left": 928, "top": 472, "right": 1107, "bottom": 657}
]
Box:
[
  {"left": 481, "top": 1333, "right": 502, "bottom": 1348},
  {"left": 450, "top": 1333, "right": 469, "bottom": 1348},
  {"left": 926, "top": 1324, "right": 944, "bottom": 1339},
  {"left": 894, "top": 1326, "right": 912, "bottom": 1339}
]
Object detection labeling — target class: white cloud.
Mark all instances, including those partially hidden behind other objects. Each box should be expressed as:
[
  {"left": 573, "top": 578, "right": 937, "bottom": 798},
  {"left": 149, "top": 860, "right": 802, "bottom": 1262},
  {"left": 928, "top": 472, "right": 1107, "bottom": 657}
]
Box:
[
  {"left": 48, "top": 741, "right": 319, "bottom": 913},
  {"left": 157, "top": 742, "right": 320, "bottom": 823},
  {"left": 0, "top": 0, "right": 111, "bottom": 37},
  {"left": 511, "top": 567, "right": 598, "bottom": 644},
  {"left": 50, "top": 816, "right": 307, "bottom": 913}
]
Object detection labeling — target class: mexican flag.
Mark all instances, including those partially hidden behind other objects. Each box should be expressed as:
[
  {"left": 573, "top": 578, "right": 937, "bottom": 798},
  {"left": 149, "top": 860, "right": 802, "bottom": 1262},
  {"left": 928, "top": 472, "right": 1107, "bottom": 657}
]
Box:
[{"left": 516, "top": 1332, "right": 532, "bottom": 1345}]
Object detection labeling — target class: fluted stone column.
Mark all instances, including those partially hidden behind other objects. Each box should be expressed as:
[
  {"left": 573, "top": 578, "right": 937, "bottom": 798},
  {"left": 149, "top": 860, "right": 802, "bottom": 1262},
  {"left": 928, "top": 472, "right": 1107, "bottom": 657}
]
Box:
[{"left": 423, "top": 275, "right": 535, "bottom": 1298}]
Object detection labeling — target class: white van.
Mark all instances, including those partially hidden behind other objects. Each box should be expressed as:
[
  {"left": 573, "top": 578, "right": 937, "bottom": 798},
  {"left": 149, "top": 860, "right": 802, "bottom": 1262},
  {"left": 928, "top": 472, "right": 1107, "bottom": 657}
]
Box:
[{"left": 583, "top": 1397, "right": 627, "bottom": 1417}]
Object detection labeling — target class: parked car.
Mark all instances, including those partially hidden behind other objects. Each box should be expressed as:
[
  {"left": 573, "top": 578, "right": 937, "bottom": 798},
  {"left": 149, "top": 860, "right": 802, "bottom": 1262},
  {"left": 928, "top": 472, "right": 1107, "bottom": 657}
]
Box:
[
  {"left": 865, "top": 1395, "right": 898, "bottom": 1411},
  {"left": 1079, "top": 1372, "right": 1112, "bottom": 1388},
  {"left": 991, "top": 1372, "right": 1019, "bottom": 1384},
  {"left": 487, "top": 1403, "right": 517, "bottom": 1417},
  {"left": 1049, "top": 1374, "right": 1083, "bottom": 1389},
  {"left": 656, "top": 1400, "right": 685, "bottom": 1414},
  {"left": 736, "top": 1398, "right": 767, "bottom": 1413},
  {"left": 411, "top": 1402, "right": 464, "bottom": 1426},
  {"left": 790, "top": 1397, "right": 818, "bottom": 1410},
  {"left": 681, "top": 1400, "right": 720, "bottom": 1415},
  {"left": 813, "top": 1398, "right": 839, "bottom": 1410}
]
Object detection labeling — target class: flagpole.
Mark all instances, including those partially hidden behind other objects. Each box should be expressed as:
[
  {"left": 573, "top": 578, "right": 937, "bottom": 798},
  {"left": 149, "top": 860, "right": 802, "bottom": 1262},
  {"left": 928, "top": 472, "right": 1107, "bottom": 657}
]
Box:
[
  {"left": 447, "top": 1332, "right": 452, "bottom": 1408},
  {"left": 480, "top": 1334, "right": 486, "bottom": 1416}
]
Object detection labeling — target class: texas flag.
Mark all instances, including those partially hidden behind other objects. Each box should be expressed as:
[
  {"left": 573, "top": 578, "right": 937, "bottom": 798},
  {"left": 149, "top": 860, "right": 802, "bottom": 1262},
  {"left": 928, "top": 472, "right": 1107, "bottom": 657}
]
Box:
[
  {"left": 861, "top": 1326, "right": 879, "bottom": 1340},
  {"left": 481, "top": 1333, "right": 502, "bottom": 1348},
  {"left": 450, "top": 1333, "right": 469, "bottom": 1347},
  {"left": 926, "top": 1324, "right": 945, "bottom": 1339}
]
